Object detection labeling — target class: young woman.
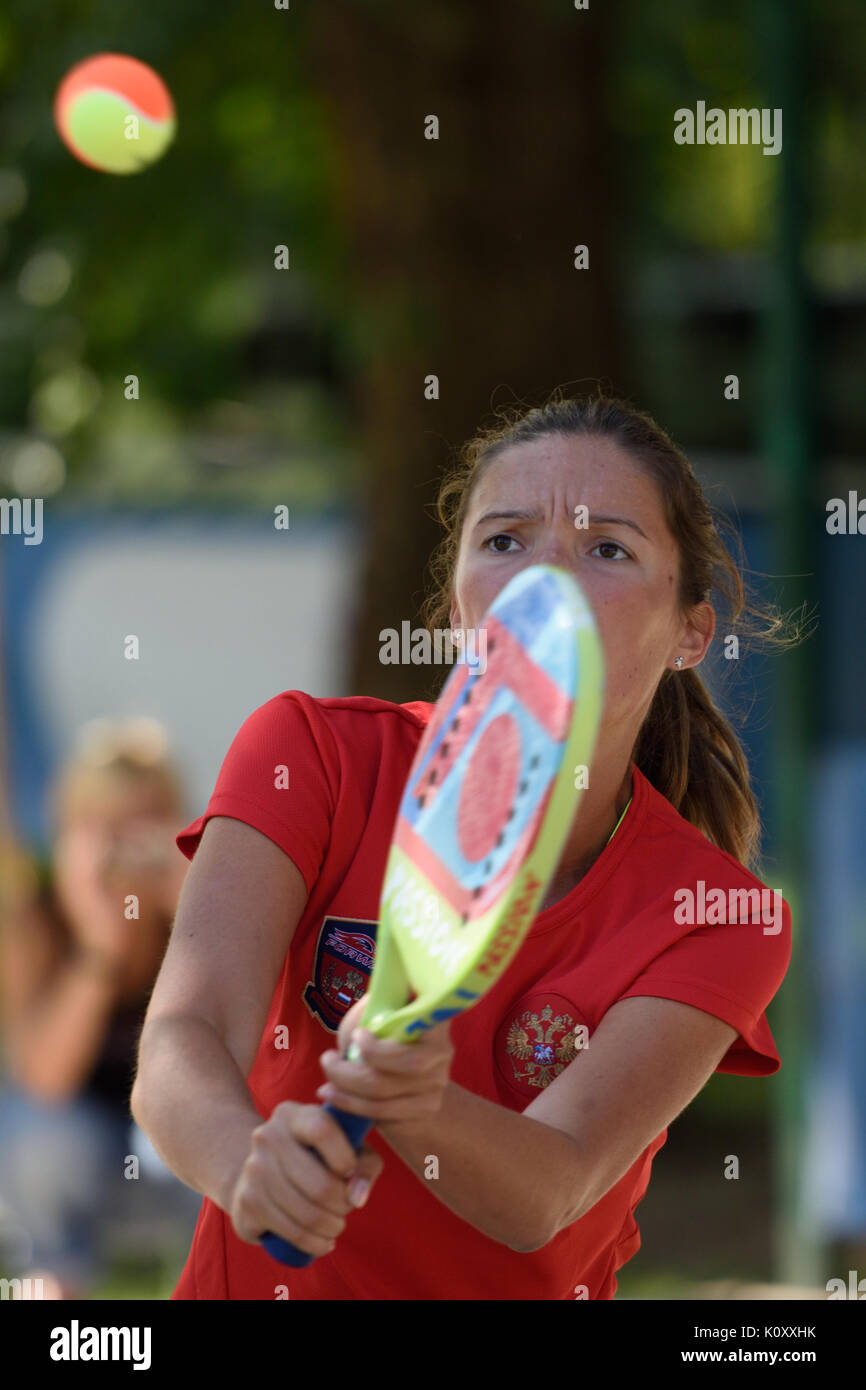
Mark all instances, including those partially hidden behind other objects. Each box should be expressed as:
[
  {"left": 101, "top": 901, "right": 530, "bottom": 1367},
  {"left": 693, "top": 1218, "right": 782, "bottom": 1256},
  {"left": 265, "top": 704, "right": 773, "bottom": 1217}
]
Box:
[
  {"left": 0, "top": 719, "right": 196, "bottom": 1298},
  {"left": 133, "top": 394, "right": 794, "bottom": 1300}
]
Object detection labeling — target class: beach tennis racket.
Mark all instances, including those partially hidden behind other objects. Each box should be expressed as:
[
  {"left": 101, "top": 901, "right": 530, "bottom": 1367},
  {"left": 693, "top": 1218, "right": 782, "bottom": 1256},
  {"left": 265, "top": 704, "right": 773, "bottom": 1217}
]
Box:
[{"left": 261, "top": 563, "right": 604, "bottom": 1266}]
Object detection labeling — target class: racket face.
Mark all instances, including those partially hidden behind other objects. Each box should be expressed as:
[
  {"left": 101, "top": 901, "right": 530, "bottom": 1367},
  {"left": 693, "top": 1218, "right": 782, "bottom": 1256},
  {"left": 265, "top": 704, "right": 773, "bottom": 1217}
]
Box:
[{"left": 364, "top": 565, "right": 603, "bottom": 1039}]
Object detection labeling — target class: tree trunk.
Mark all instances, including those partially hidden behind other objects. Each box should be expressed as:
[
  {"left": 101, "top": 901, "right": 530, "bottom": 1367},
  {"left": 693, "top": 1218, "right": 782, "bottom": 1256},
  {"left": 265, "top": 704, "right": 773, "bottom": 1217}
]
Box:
[{"left": 309, "top": 1, "right": 628, "bottom": 700}]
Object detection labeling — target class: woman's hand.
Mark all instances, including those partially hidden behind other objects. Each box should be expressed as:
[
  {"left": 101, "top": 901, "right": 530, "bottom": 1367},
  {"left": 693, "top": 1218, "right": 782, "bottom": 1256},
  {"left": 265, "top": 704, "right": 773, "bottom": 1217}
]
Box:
[
  {"left": 315, "top": 994, "right": 455, "bottom": 1123},
  {"left": 53, "top": 823, "right": 132, "bottom": 967},
  {"left": 228, "top": 1103, "right": 384, "bottom": 1258},
  {"left": 104, "top": 816, "right": 187, "bottom": 918},
  {"left": 55, "top": 817, "right": 184, "bottom": 969}
]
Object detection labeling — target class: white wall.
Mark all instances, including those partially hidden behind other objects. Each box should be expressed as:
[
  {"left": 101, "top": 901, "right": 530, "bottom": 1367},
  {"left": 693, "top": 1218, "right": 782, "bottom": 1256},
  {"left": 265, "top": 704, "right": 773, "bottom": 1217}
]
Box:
[{"left": 21, "top": 514, "right": 361, "bottom": 824}]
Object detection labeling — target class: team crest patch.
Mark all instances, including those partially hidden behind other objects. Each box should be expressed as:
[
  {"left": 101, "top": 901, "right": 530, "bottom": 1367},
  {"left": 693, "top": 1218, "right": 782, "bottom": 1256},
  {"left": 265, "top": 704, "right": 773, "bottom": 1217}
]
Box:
[
  {"left": 303, "top": 916, "right": 378, "bottom": 1032},
  {"left": 494, "top": 992, "right": 587, "bottom": 1098}
]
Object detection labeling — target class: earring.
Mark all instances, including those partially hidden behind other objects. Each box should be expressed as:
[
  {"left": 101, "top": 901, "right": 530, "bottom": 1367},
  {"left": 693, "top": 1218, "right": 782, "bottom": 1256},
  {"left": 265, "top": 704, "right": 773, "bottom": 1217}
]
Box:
[
  {"left": 450, "top": 629, "right": 463, "bottom": 644},
  {"left": 674, "top": 656, "right": 683, "bottom": 669}
]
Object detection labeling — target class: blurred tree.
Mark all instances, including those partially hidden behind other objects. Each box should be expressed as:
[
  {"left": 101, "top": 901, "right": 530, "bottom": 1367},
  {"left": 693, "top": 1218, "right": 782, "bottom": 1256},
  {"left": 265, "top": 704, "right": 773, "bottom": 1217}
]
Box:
[
  {"left": 0, "top": 0, "right": 863, "bottom": 688},
  {"left": 307, "top": 1, "right": 628, "bottom": 697}
]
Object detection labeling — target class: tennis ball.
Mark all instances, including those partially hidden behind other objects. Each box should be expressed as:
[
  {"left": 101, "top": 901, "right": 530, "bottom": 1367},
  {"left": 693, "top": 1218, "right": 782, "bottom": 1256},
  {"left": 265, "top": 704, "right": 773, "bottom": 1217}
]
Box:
[{"left": 54, "top": 53, "right": 176, "bottom": 174}]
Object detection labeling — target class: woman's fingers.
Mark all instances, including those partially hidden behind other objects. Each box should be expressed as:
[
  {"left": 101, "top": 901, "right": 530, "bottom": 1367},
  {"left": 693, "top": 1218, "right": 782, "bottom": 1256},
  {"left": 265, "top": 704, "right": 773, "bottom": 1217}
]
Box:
[
  {"left": 317, "top": 1085, "right": 445, "bottom": 1122},
  {"left": 354, "top": 1026, "right": 453, "bottom": 1073},
  {"left": 319, "top": 1050, "right": 448, "bottom": 1100},
  {"left": 336, "top": 994, "right": 370, "bottom": 1056},
  {"left": 229, "top": 1102, "right": 383, "bottom": 1253}
]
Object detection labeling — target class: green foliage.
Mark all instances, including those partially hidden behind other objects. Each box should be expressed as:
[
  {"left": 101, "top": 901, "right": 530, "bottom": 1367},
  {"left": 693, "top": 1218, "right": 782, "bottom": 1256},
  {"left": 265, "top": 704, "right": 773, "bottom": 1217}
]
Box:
[
  {"left": 613, "top": 0, "right": 866, "bottom": 251},
  {"left": 0, "top": 1, "right": 861, "bottom": 503},
  {"left": 0, "top": 0, "right": 356, "bottom": 505}
]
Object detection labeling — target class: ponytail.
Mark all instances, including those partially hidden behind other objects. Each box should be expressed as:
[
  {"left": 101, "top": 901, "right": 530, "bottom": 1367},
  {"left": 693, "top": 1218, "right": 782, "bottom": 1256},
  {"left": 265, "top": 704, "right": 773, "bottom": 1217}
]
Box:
[{"left": 634, "top": 668, "right": 758, "bottom": 867}]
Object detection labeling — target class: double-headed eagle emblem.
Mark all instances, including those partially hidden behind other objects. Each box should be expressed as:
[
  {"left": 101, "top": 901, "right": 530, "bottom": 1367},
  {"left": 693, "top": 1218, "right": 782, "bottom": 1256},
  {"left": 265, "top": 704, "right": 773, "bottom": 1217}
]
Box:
[{"left": 505, "top": 1003, "right": 579, "bottom": 1089}]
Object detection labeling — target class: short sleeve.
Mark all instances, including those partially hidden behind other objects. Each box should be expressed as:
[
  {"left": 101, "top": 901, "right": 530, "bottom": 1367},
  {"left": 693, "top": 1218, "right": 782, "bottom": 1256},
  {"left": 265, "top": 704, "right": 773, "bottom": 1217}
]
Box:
[
  {"left": 176, "top": 692, "right": 337, "bottom": 896},
  {"left": 616, "top": 899, "right": 792, "bottom": 1077}
]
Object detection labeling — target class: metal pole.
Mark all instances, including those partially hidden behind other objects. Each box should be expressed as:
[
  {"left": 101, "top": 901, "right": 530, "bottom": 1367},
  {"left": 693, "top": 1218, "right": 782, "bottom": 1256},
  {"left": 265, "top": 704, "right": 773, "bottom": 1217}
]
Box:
[{"left": 756, "top": 0, "right": 821, "bottom": 1285}]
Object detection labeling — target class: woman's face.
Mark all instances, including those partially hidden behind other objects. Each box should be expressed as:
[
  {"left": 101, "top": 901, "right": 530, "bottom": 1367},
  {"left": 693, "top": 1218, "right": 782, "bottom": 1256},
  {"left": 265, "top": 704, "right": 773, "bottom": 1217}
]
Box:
[
  {"left": 450, "top": 434, "right": 714, "bottom": 747},
  {"left": 56, "top": 780, "right": 184, "bottom": 918}
]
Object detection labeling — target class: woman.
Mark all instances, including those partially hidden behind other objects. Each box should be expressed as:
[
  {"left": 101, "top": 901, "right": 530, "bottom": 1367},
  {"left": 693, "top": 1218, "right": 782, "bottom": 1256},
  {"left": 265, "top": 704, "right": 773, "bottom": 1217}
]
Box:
[
  {"left": 133, "top": 394, "right": 794, "bottom": 1300},
  {"left": 0, "top": 719, "right": 194, "bottom": 1298}
]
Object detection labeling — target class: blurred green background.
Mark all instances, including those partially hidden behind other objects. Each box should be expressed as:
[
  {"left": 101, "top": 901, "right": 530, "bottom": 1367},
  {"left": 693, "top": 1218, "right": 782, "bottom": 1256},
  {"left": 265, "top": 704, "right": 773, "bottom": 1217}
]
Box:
[{"left": 1, "top": 0, "right": 864, "bottom": 1299}]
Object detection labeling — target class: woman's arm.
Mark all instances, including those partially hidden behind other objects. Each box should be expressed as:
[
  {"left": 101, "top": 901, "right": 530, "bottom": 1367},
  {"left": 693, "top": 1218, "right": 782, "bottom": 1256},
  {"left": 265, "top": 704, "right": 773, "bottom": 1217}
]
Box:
[
  {"left": 0, "top": 898, "right": 123, "bottom": 1101},
  {"left": 380, "top": 1081, "right": 586, "bottom": 1250},
  {"left": 320, "top": 996, "right": 738, "bottom": 1251},
  {"left": 133, "top": 815, "right": 386, "bottom": 1258}
]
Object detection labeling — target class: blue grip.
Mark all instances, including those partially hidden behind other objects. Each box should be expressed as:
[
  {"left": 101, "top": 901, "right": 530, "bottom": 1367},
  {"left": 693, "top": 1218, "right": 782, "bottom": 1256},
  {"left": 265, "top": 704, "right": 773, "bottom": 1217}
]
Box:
[{"left": 260, "top": 1104, "right": 374, "bottom": 1267}]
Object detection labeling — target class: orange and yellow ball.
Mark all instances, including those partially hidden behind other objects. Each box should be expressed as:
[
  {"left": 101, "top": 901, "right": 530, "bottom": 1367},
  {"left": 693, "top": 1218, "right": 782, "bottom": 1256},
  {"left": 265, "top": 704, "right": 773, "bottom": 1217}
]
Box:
[{"left": 54, "top": 53, "right": 176, "bottom": 175}]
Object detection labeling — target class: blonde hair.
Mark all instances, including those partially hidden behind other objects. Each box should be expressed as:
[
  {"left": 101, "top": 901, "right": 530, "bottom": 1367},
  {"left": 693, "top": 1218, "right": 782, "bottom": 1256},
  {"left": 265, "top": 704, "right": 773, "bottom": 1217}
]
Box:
[{"left": 53, "top": 717, "right": 183, "bottom": 827}]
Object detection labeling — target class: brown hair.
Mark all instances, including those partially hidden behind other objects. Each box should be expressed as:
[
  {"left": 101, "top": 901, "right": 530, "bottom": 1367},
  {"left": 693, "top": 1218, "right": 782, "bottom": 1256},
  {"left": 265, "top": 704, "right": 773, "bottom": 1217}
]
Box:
[{"left": 422, "top": 390, "right": 804, "bottom": 870}]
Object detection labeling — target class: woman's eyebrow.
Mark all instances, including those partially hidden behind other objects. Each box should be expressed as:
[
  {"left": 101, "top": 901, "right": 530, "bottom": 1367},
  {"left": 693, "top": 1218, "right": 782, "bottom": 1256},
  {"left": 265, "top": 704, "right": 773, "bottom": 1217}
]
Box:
[
  {"left": 588, "top": 514, "right": 650, "bottom": 540},
  {"left": 472, "top": 508, "right": 539, "bottom": 528},
  {"left": 472, "top": 508, "right": 649, "bottom": 540}
]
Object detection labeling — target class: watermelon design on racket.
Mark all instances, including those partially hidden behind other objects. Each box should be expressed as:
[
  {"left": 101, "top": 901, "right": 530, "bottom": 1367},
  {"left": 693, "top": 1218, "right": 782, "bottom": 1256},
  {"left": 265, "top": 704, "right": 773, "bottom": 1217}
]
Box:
[
  {"left": 260, "top": 564, "right": 603, "bottom": 1266},
  {"left": 361, "top": 564, "right": 604, "bottom": 1041}
]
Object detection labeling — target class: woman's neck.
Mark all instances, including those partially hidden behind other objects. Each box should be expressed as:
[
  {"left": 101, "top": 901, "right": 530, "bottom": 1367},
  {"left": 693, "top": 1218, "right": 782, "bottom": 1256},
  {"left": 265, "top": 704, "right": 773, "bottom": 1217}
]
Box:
[{"left": 538, "top": 750, "right": 634, "bottom": 912}]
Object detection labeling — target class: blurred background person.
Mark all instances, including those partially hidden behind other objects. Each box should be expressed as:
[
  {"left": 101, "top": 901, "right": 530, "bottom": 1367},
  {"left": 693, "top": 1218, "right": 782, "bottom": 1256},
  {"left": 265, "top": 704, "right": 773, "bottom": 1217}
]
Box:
[
  {"left": 0, "top": 0, "right": 861, "bottom": 1299},
  {"left": 0, "top": 717, "right": 200, "bottom": 1299}
]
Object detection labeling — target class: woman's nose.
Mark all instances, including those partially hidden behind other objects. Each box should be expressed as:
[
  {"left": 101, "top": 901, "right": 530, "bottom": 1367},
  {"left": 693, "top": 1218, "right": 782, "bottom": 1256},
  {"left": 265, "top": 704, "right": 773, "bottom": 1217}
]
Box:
[{"left": 533, "top": 534, "right": 575, "bottom": 570}]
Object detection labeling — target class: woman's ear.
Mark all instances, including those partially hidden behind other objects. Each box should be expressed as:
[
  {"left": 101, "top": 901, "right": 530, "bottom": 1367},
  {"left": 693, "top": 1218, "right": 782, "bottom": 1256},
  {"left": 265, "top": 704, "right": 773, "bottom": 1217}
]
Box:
[{"left": 675, "top": 600, "right": 716, "bottom": 669}]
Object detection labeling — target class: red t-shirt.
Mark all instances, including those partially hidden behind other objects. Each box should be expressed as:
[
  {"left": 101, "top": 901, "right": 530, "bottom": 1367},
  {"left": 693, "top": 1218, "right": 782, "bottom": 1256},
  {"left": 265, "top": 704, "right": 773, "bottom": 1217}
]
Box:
[{"left": 171, "top": 690, "right": 791, "bottom": 1301}]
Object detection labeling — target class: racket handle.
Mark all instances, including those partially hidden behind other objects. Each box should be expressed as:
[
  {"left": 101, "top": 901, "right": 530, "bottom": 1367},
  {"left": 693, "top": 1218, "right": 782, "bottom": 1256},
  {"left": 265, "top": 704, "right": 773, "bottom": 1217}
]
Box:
[{"left": 260, "top": 1104, "right": 374, "bottom": 1267}]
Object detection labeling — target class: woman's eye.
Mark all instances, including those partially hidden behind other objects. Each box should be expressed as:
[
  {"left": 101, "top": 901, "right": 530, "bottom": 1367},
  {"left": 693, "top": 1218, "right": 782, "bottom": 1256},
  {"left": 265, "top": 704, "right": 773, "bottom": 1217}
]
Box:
[
  {"left": 483, "top": 533, "right": 519, "bottom": 553},
  {"left": 591, "top": 541, "right": 629, "bottom": 561}
]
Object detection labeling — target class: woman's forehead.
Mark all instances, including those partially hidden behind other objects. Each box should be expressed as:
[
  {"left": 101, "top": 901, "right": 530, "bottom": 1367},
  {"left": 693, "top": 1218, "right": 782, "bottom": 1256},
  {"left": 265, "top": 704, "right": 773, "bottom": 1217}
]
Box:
[
  {"left": 467, "top": 436, "right": 657, "bottom": 516},
  {"left": 60, "top": 773, "right": 177, "bottom": 821}
]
